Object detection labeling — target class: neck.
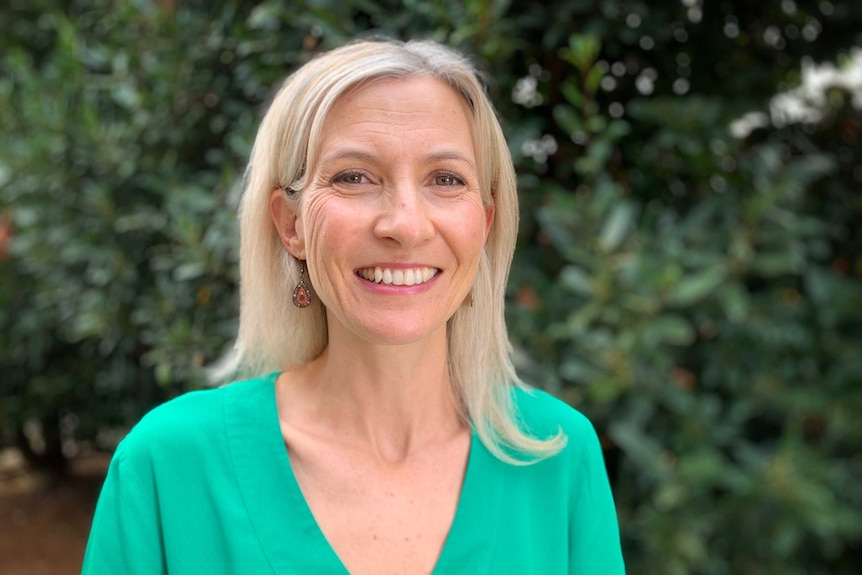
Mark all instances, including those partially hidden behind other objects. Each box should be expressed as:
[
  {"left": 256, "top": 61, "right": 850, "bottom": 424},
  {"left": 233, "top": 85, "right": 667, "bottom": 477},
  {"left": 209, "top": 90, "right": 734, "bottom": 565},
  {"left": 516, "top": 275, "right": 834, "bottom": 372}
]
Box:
[{"left": 280, "top": 322, "right": 465, "bottom": 464}]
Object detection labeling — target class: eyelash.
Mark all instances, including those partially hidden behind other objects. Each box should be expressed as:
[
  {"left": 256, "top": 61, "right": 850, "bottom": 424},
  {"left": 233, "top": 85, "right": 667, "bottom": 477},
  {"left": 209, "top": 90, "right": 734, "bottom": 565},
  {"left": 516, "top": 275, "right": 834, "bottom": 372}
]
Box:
[
  {"left": 330, "top": 169, "right": 467, "bottom": 187},
  {"left": 332, "top": 170, "right": 368, "bottom": 185},
  {"left": 433, "top": 171, "right": 466, "bottom": 187}
]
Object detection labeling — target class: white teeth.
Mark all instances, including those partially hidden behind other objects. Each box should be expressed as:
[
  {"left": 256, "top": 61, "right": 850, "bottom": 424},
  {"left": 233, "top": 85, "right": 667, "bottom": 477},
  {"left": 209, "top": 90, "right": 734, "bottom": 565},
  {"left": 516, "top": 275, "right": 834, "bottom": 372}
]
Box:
[{"left": 358, "top": 266, "right": 439, "bottom": 286}]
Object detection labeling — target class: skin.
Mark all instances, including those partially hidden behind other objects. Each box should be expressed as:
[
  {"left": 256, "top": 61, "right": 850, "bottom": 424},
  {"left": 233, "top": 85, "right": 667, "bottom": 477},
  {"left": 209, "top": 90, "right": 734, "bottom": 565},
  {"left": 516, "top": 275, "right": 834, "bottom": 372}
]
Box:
[{"left": 269, "top": 76, "right": 495, "bottom": 574}]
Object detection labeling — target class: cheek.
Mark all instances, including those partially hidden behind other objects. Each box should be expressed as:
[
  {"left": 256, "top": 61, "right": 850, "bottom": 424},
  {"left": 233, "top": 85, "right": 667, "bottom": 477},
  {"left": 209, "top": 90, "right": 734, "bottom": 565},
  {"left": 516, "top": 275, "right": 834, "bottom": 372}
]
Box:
[
  {"left": 452, "top": 205, "right": 493, "bottom": 259},
  {"left": 467, "top": 200, "right": 494, "bottom": 242},
  {"left": 299, "top": 195, "right": 370, "bottom": 286},
  {"left": 299, "top": 194, "right": 340, "bottom": 256}
]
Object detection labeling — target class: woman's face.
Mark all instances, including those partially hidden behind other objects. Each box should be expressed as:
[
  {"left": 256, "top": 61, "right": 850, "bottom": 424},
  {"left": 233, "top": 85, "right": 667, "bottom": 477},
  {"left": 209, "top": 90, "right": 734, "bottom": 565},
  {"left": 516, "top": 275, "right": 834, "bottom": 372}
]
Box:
[{"left": 274, "top": 76, "right": 493, "bottom": 347}]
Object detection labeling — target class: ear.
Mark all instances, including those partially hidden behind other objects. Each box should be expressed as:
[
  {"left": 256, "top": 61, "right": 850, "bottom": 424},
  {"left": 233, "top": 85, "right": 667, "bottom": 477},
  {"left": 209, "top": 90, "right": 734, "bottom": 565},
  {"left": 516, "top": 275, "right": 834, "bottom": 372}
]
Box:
[
  {"left": 483, "top": 199, "right": 495, "bottom": 243},
  {"left": 269, "top": 189, "right": 306, "bottom": 259}
]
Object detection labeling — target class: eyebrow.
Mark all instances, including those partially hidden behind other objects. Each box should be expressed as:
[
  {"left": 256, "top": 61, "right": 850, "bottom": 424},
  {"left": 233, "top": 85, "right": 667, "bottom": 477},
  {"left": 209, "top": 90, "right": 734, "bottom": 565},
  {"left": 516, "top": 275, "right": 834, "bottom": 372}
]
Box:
[
  {"left": 425, "top": 151, "right": 476, "bottom": 169},
  {"left": 318, "top": 148, "right": 476, "bottom": 169}
]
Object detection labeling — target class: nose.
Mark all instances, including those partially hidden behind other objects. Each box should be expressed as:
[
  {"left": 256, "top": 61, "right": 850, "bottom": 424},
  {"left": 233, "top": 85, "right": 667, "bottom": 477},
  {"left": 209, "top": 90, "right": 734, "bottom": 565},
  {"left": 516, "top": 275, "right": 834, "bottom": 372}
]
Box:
[{"left": 373, "top": 182, "right": 435, "bottom": 248}]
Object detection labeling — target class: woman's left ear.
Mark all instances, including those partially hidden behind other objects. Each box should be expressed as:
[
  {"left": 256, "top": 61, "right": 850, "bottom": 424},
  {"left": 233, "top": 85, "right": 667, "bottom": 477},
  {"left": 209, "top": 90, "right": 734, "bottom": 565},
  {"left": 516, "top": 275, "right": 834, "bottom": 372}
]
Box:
[
  {"left": 270, "top": 189, "right": 306, "bottom": 259},
  {"left": 484, "top": 201, "right": 495, "bottom": 242}
]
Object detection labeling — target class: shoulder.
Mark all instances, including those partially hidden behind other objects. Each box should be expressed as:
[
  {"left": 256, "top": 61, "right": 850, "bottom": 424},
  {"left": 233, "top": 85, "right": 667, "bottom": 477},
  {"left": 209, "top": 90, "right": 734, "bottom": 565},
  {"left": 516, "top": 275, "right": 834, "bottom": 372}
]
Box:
[
  {"left": 509, "top": 385, "right": 606, "bottom": 473},
  {"left": 512, "top": 385, "right": 596, "bottom": 443},
  {"left": 115, "top": 374, "right": 273, "bottom": 463}
]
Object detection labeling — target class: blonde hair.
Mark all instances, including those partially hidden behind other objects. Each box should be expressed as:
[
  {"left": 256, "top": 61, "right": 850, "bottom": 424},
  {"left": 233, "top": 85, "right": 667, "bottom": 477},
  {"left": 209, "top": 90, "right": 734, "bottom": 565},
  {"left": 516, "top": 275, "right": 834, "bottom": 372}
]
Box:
[{"left": 235, "top": 38, "right": 565, "bottom": 463}]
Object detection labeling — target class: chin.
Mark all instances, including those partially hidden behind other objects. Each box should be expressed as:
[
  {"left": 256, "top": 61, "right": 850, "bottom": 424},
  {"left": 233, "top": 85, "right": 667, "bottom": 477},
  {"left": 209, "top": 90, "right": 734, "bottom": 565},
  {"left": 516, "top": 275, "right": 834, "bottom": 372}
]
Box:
[{"left": 351, "top": 319, "right": 448, "bottom": 347}]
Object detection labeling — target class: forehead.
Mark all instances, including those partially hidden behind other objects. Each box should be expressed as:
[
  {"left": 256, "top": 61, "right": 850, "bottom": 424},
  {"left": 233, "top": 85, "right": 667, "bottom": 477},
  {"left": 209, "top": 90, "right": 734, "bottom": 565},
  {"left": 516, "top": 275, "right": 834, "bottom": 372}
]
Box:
[
  {"left": 316, "top": 76, "right": 475, "bottom": 154},
  {"left": 329, "top": 75, "right": 469, "bottom": 115}
]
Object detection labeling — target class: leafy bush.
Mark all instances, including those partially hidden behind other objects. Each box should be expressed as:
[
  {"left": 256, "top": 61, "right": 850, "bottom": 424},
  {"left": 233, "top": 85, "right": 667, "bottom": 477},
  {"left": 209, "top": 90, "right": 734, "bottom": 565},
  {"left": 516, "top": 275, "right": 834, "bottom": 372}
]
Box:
[{"left": 1, "top": 0, "right": 860, "bottom": 572}]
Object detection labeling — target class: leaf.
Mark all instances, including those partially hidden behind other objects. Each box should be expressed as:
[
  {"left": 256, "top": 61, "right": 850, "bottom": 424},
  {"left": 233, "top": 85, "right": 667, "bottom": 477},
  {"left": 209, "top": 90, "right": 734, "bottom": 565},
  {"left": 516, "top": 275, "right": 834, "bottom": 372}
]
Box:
[
  {"left": 585, "top": 64, "right": 605, "bottom": 95},
  {"left": 559, "top": 80, "right": 584, "bottom": 109},
  {"left": 752, "top": 252, "right": 802, "bottom": 277},
  {"left": 560, "top": 34, "right": 601, "bottom": 73},
  {"left": 598, "top": 201, "right": 637, "bottom": 252},
  {"left": 560, "top": 265, "right": 593, "bottom": 295},
  {"left": 553, "top": 103, "right": 583, "bottom": 134},
  {"left": 174, "top": 262, "right": 206, "bottom": 281},
  {"left": 784, "top": 153, "right": 835, "bottom": 186},
  {"left": 559, "top": 357, "right": 603, "bottom": 383},
  {"left": 642, "top": 314, "right": 695, "bottom": 346},
  {"left": 609, "top": 421, "right": 669, "bottom": 477},
  {"left": 718, "top": 282, "right": 750, "bottom": 323},
  {"left": 667, "top": 265, "right": 727, "bottom": 306}
]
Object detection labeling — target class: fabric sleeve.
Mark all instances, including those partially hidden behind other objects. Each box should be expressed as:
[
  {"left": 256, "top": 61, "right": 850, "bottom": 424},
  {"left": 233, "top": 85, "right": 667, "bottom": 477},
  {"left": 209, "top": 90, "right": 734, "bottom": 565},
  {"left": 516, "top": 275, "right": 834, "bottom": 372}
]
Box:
[
  {"left": 569, "top": 419, "right": 626, "bottom": 574},
  {"left": 81, "top": 441, "right": 166, "bottom": 574}
]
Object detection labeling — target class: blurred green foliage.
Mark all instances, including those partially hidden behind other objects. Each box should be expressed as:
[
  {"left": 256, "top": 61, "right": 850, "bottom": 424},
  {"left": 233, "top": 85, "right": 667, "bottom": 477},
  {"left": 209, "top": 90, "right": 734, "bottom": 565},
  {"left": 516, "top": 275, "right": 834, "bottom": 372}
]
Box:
[{"left": 1, "top": 0, "right": 861, "bottom": 573}]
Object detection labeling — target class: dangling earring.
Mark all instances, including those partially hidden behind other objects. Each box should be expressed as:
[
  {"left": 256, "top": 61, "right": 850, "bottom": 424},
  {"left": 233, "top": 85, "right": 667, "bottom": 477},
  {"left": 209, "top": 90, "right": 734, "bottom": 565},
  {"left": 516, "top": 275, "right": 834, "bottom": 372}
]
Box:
[{"left": 293, "top": 261, "right": 312, "bottom": 308}]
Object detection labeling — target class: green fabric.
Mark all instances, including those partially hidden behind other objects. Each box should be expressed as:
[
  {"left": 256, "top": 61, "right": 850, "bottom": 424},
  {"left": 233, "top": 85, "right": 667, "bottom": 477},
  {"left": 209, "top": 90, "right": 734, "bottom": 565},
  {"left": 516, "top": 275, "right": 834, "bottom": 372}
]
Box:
[{"left": 82, "top": 373, "right": 625, "bottom": 574}]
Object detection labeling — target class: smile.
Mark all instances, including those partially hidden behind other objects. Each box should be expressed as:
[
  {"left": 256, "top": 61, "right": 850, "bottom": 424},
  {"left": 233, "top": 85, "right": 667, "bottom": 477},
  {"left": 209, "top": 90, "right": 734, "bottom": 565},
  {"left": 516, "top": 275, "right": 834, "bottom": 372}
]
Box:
[{"left": 357, "top": 266, "right": 439, "bottom": 286}]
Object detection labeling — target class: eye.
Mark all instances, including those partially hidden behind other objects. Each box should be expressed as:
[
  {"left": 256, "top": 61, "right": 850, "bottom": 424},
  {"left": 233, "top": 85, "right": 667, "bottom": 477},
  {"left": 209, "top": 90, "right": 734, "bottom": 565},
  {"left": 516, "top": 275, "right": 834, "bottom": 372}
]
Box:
[
  {"left": 332, "top": 170, "right": 369, "bottom": 185},
  {"left": 433, "top": 171, "right": 466, "bottom": 187}
]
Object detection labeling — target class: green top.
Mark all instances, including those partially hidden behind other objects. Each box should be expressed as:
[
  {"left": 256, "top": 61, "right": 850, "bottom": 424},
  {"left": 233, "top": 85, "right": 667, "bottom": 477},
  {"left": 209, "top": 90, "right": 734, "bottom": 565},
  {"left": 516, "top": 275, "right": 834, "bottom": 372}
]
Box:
[{"left": 82, "top": 373, "right": 625, "bottom": 574}]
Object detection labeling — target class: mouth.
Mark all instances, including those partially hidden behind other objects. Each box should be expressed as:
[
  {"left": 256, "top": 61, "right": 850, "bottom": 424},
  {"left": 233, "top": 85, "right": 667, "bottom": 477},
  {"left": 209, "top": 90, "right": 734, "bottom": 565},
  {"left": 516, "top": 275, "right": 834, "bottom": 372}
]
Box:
[{"left": 357, "top": 266, "right": 439, "bottom": 286}]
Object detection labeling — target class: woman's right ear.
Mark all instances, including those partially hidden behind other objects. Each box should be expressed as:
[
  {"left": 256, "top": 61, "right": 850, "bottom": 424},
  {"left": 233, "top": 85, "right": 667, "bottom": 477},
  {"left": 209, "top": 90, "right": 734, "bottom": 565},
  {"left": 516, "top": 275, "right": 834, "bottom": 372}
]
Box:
[{"left": 269, "top": 189, "right": 306, "bottom": 259}]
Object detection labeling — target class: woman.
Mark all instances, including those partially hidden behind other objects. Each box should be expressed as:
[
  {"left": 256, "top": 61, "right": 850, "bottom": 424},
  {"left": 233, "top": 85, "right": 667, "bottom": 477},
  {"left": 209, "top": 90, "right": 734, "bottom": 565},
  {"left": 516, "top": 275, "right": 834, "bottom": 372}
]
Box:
[{"left": 82, "top": 38, "right": 625, "bottom": 574}]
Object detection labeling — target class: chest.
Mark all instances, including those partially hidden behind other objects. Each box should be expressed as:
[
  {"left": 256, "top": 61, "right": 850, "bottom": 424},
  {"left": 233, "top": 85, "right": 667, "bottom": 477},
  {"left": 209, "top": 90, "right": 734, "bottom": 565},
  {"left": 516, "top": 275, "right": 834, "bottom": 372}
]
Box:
[{"left": 285, "top": 432, "right": 471, "bottom": 575}]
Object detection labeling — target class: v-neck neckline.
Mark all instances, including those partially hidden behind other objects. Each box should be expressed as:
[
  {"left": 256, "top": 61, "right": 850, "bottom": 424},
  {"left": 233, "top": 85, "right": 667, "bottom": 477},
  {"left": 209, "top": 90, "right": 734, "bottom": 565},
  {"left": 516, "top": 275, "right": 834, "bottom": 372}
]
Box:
[{"left": 225, "top": 373, "right": 504, "bottom": 575}]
